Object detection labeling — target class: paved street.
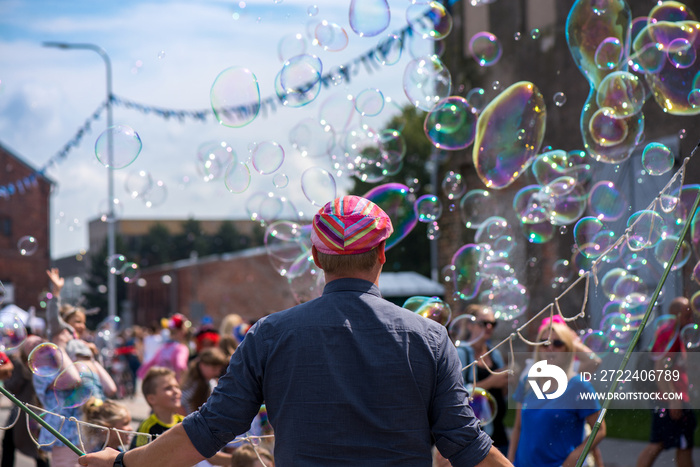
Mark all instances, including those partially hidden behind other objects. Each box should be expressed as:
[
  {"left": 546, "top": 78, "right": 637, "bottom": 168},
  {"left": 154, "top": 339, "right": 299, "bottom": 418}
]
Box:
[{"left": 3, "top": 392, "right": 700, "bottom": 466}]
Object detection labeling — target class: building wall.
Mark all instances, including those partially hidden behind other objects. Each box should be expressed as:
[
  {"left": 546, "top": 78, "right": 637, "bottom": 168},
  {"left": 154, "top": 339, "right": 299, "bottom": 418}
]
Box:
[
  {"left": 128, "top": 249, "right": 300, "bottom": 329},
  {"left": 0, "top": 144, "right": 52, "bottom": 310}
]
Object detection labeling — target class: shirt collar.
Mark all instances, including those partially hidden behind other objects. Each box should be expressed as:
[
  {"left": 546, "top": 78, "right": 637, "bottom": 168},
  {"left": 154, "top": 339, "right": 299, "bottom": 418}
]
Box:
[{"left": 322, "top": 277, "right": 382, "bottom": 298}]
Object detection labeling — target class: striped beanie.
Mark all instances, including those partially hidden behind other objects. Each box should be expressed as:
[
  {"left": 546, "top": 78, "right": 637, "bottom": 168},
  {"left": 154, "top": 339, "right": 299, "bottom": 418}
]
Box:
[{"left": 311, "top": 196, "right": 393, "bottom": 255}]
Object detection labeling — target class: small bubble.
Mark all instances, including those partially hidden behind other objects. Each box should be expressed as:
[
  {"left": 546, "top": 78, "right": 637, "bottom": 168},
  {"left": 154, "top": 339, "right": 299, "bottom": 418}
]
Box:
[
  {"left": 157, "top": 50, "right": 166, "bottom": 59},
  {"left": 491, "top": 80, "right": 503, "bottom": 91},
  {"left": 307, "top": 4, "right": 318, "bottom": 16},
  {"left": 530, "top": 28, "right": 541, "bottom": 40},
  {"left": 679, "top": 129, "right": 686, "bottom": 139},
  {"left": 559, "top": 226, "right": 568, "bottom": 234},
  {"left": 553, "top": 92, "right": 567, "bottom": 107},
  {"left": 514, "top": 32, "right": 522, "bottom": 41}
]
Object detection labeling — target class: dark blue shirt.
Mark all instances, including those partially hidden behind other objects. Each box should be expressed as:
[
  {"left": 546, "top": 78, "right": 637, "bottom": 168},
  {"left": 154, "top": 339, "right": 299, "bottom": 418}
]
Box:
[{"left": 183, "top": 278, "right": 492, "bottom": 466}]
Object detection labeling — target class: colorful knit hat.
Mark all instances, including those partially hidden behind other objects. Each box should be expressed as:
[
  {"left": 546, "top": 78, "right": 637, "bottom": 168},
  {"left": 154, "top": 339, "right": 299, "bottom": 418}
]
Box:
[{"left": 311, "top": 195, "right": 393, "bottom": 255}]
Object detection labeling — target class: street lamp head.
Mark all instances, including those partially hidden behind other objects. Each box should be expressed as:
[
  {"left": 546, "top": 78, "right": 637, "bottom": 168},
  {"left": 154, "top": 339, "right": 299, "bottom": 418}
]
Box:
[{"left": 42, "top": 41, "right": 71, "bottom": 49}]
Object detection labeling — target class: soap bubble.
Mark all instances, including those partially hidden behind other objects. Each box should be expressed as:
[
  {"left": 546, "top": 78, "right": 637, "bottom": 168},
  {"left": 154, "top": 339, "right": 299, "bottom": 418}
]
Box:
[
  {"left": 414, "top": 195, "right": 442, "bottom": 222},
  {"left": 18, "top": 235, "right": 38, "bottom": 256},
  {"left": 95, "top": 125, "right": 142, "bottom": 169},
  {"left": 404, "top": 296, "right": 452, "bottom": 326},
  {"left": 642, "top": 143, "right": 674, "bottom": 176},
  {"left": 681, "top": 323, "right": 700, "bottom": 349},
  {"left": 403, "top": 55, "right": 452, "bottom": 111},
  {"left": 210, "top": 67, "right": 260, "bottom": 128},
  {"left": 460, "top": 190, "right": 500, "bottom": 229},
  {"left": 467, "top": 387, "right": 498, "bottom": 426},
  {"left": 251, "top": 141, "right": 285, "bottom": 175},
  {"left": 224, "top": 162, "right": 252, "bottom": 194},
  {"left": 301, "top": 167, "right": 337, "bottom": 207},
  {"left": 406, "top": 1, "right": 452, "bottom": 41},
  {"left": 442, "top": 171, "right": 467, "bottom": 200},
  {"left": 469, "top": 32, "right": 502, "bottom": 66},
  {"left": 349, "top": 0, "right": 390, "bottom": 37},
  {"left": 28, "top": 342, "right": 63, "bottom": 377},
  {"left": 314, "top": 20, "right": 348, "bottom": 52},
  {"left": 424, "top": 96, "right": 478, "bottom": 150},
  {"left": 473, "top": 81, "right": 546, "bottom": 189},
  {"left": 0, "top": 312, "right": 27, "bottom": 352}
]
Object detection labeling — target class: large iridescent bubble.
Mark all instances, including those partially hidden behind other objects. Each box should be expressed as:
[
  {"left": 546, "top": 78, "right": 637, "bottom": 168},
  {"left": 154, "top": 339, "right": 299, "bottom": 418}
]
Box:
[
  {"left": 633, "top": 17, "right": 700, "bottom": 115},
  {"left": 566, "top": 0, "right": 632, "bottom": 89},
  {"left": 364, "top": 183, "right": 417, "bottom": 251},
  {"left": 473, "top": 82, "right": 546, "bottom": 189}
]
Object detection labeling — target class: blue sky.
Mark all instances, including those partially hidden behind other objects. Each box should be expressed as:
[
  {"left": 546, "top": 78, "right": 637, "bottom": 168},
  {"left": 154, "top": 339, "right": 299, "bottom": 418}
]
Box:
[{"left": 0, "top": 0, "right": 416, "bottom": 257}]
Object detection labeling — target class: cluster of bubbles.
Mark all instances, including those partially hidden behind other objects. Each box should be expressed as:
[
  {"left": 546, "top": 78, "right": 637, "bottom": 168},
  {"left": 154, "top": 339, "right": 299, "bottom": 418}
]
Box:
[
  {"left": 448, "top": 215, "right": 529, "bottom": 322},
  {"left": 106, "top": 254, "right": 141, "bottom": 284},
  {"left": 124, "top": 170, "right": 167, "bottom": 209}
]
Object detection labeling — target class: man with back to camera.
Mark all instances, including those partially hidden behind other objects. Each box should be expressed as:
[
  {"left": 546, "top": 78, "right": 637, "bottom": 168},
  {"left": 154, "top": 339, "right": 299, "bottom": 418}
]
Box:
[{"left": 79, "top": 195, "right": 512, "bottom": 467}]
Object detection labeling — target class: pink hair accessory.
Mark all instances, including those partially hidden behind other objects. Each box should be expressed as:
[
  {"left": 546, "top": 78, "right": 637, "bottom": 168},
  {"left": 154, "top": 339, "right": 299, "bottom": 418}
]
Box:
[{"left": 539, "top": 314, "right": 565, "bottom": 332}]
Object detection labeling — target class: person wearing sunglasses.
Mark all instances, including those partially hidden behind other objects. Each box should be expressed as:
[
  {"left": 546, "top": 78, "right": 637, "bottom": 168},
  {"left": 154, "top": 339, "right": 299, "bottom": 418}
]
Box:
[
  {"left": 454, "top": 304, "right": 510, "bottom": 456},
  {"left": 508, "top": 320, "right": 606, "bottom": 467}
]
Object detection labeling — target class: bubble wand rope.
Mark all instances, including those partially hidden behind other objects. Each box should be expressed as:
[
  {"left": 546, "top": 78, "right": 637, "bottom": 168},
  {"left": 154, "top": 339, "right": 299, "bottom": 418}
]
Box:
[
  {"left": 575, "top": 140, "right": 700, "bottom": 467},
  {"left": 0, "top": 385, "right": 84, "bottom": 456}
]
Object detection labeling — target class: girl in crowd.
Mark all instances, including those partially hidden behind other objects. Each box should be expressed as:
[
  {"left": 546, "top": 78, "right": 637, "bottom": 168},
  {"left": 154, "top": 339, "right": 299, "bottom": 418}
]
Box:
[
  {"left": 35, "top": 269, "right": 117, "bottom": 467},
  {"left": 180, "top": 347, "right": 230, "bottom": 414},
  {"left": 82, "top": 397, "right": 133, "bottom": 452},
  {"left": 508, "top": 319, "right": 606, "bottom": 467}
]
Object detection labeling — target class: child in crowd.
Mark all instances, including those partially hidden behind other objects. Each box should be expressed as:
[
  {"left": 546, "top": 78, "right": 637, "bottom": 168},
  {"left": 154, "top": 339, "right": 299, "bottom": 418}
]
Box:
[
  {"left": 131, "top": 367, "right": 184, "bottom": 448},
  {"left": 36, "top": 269, "right": 116, "bottom": 467},
  {"left": 131, "top": 367, "right": 231, "bottom": 465},
  {"left": 82, "top": 397, "right": 133, "bottom": 452},
  {"left": 230, "top": 445, "right": 274, "bottom": 467},
  {"left": 180, "top": 347, "right": 230, "bottom": 414},
  {"left": 137, "top": 314, "right": 191, "bottom": 382}
]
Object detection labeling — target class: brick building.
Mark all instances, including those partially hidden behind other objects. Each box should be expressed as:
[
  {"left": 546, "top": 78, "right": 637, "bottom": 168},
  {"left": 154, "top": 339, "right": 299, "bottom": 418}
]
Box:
[{"left": 0, "top": 143, "right": 53, "bottom": 310}]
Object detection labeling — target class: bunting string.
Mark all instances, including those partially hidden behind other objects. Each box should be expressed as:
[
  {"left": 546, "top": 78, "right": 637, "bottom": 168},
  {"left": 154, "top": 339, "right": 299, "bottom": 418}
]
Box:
[{"left": 2, "top": 25, "right": 414, "bottom": 200}]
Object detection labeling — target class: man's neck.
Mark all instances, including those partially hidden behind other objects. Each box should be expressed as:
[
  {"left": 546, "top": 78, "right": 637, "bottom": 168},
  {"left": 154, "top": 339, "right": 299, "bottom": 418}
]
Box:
[{"left": 324, "top": 270, "right": 381, "bottom": 287}]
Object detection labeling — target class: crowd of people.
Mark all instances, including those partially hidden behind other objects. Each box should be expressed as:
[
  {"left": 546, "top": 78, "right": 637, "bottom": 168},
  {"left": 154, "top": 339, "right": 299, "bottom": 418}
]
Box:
[{"left": 0, "top": 196, "right": 698, "bottom": 467}]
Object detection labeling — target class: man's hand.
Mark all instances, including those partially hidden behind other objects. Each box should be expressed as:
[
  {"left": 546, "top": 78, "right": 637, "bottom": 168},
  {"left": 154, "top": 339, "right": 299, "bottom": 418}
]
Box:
[{"left": 78, "top": 447, "right": 119, "bottom": 467}]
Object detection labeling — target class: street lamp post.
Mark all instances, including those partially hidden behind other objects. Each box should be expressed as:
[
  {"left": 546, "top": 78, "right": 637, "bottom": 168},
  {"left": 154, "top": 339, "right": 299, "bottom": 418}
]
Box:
[{"left": 43, "top": 42, "right": 117, "bottom": 323}]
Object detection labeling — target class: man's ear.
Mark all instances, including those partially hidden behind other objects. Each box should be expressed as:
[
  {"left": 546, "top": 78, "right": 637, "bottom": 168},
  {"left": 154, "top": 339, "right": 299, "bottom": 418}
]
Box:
[
  {"left": 377, "top": 241, "right": 386, "bottom": 265},
  {"left": 311, "top": 245, "right": 323, "bottom": 269}
]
